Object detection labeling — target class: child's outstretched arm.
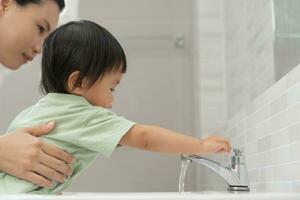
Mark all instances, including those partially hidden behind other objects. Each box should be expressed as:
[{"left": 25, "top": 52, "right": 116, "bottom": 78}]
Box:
[{"left": 119, "top": 124, "right": 231, "bottom": 155}]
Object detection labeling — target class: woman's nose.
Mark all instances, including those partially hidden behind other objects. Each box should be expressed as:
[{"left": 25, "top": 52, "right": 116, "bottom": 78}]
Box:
[{"left": 33, "top": 40, "right": 43, "bottom": 55}]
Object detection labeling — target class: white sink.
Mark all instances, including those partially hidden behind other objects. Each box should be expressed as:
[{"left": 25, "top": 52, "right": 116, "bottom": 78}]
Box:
[{"left": 0, "top": 192, "right": 299, "bottom": 200}]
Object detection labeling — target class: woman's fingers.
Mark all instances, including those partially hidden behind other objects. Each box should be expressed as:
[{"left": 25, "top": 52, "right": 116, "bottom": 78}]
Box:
[
  {"left": 23, "top": 121, "right": 55, "bottom": 137},
  {"left": 39, "top": 150, "right": 72, "bottom": 178},
  {"left": 24, "top": 122, "right": 74, "bottom": 170},
  {"left": 23, "top": 171, "right": 53, "bottom": 188},
  {"left": 25, "top": 122, "right": 74, "bottom": 180},
  {"left": 32, "top": 162, "right": 66, "bottom": 184},
  {"left": 0, "top": 128, "right": 74, "bottom": 187},
  {"left": 42, "top": 142, "right": 74, "bottom": 165}
]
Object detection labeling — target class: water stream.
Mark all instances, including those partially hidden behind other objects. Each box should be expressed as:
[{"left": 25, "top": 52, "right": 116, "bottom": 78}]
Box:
[{"left": 178, "top": 157, "right": 191, "bottom": 193}]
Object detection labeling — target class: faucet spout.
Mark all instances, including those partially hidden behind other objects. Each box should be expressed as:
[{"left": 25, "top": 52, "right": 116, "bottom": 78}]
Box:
[{"left": 180, "top": 149, "right": 250, "bottom": 192}]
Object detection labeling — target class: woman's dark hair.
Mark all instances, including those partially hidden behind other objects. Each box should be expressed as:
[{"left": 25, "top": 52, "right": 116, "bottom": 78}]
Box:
[
  {"left": 40, "top": 20, "right": 127, "bottom": 94},
  {"left": 15, "top": 0, "right": 65, "bottom": 12}
]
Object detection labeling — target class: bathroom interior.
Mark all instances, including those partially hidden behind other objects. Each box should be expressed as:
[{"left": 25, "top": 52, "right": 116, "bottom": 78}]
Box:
[{"left": 0, "top": 0, "right": 300, "bottom": 199}]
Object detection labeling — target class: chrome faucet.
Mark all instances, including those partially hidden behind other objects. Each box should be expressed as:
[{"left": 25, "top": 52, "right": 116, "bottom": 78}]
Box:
[{"left": 180, "top": 148, "right": 250, "bottom": 192}]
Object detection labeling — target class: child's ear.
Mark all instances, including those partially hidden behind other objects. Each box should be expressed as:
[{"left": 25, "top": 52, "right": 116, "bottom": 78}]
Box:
[
  {"left": 0, "top": 0, "right": 10, "bottom": 14},
  {"left": 67, "top": 71, "right": 87, "bottom": 95}
]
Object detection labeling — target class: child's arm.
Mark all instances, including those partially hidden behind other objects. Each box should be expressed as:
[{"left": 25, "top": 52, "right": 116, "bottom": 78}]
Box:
[{"left": 119, "top": 124, "right": 231, "bottom": 155}]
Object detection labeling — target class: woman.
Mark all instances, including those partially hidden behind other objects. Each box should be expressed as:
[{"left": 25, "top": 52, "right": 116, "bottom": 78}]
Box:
[{"left": 0, "top": 0, "right": 74, "bottom": 188}]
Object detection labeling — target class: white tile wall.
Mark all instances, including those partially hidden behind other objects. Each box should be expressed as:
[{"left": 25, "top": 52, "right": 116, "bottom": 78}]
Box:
[
  {"left": 195, "top": 0, "right": 227, "bottom": 135},
  {"left": 195, "top": 0, "right": 300, "bottom": 192},
  {"left": 224, "top": 0, "right": 275, "bottom": 117},
  {"left": 210, "top": 64, "right": 300, "bottom": 192}
]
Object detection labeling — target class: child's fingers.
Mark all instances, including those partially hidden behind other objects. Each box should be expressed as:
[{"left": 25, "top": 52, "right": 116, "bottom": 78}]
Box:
[
  {"left": 209, "top": 135, "right": 231, "bottom": 147},
  {"left": 216, "top": 141, "right": 231, "bottom": 153},
  {"left": 212, "top": 136, "right": 231, "bottom": 152},
  {"left": 216, "top": 136, "right": 231, "bottom": 145},
  {"left": 224, "top": 141, "right": 232, "bottom": 153},
  {"left": 209, "top": 135, "right": 227, "bottom": 141},
  {"left": 217, "top": 148, "right": 227, "bottom": 153}
]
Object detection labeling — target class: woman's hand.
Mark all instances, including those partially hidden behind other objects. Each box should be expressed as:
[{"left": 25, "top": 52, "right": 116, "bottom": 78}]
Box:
[
  {"left": 197, "top": 135, "right": 232, "bottom": 155},
  {"left": 0, "top": 122, "right": 74, "bottom": 187}
]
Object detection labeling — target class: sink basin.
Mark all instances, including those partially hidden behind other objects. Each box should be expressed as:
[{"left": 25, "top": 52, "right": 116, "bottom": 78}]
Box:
[{"left": 0, "top": 192, "right": 299, "bottom": 200}]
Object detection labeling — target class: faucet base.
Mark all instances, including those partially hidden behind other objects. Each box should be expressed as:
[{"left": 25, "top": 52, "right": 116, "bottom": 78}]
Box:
[{"left": 228, "top": 186, "right": 250, "bottom": 192}]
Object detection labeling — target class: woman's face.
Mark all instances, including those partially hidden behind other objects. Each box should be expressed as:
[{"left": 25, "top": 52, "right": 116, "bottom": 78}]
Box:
[{"left": 0, "top": 0, "right": 60, "bottom": 70}]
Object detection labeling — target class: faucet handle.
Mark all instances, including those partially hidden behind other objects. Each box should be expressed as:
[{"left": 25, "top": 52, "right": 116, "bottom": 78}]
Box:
[
  {"left": 233, "top": 148, "right": 243, "bottom": 156},
  {"left": 231, "top": 148, "right": 245, "bottom": 165}
]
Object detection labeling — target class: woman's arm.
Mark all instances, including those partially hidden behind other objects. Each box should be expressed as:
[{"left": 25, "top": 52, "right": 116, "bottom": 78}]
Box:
[
  {"left": 0, "top": 122, "right": 74, "bottom": 187},
  {"left": 119, "top": 124, "right": 231, "bottom": 155}
]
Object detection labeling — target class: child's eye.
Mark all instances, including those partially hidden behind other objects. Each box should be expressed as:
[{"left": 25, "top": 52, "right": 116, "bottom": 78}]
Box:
[
  {"left": 37, "top": 25, "right": 45, "bottom": 34},
  {"left": 110, "top": 88, "right": 115, "bottom": 92}
]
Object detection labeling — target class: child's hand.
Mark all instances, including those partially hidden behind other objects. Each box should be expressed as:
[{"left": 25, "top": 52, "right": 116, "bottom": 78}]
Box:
[{"left": 197, "top": 135, "right": 231, "bottom": 155}]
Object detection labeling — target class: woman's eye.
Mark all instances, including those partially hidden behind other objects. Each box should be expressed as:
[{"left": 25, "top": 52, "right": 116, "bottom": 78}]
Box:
[
  {"left": 110, "top": 88, "right": 115, "bottom": 92},
  {"left": 37, "top": 25, "right": 45, "bottom": 34}
]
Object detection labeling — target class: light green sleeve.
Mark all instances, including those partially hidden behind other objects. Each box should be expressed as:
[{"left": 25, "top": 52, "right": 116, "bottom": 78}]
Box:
[{"left": 78, "top": 108, "right": 136, "bottom": 157}]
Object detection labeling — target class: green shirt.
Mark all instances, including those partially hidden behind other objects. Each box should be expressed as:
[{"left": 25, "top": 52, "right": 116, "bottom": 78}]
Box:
[{"left": 0, "top": 93, "right": 136, "bottom": 194}]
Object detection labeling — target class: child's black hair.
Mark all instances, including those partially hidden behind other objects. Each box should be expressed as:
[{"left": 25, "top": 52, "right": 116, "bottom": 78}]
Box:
[
  {"left": 16, "top": 0, "right": 65, "bottom": 11},
  {"left": 40, "top": 20, "right": 127, "bottom": 94}
]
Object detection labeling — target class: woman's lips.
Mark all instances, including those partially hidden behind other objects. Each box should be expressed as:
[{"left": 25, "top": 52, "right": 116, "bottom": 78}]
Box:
[{"left": 22, "top": 53, "right": 33, "bottom": 63}]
